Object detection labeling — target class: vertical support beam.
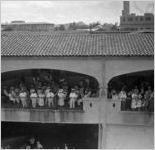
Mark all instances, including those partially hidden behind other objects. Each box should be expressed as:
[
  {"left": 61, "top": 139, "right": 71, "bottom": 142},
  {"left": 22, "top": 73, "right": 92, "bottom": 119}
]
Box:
[
  {"left": 98, "top": 58, "right": 107, "bottom": 149},
  {"left": 98, "top": 123, "right": 103, "bottom": 148}
]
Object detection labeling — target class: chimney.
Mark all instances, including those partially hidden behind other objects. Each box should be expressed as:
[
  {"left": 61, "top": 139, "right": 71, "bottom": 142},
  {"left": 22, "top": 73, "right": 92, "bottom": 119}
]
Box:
[{"left": 122, "top": 1, "right": 130, "bottom": 16}]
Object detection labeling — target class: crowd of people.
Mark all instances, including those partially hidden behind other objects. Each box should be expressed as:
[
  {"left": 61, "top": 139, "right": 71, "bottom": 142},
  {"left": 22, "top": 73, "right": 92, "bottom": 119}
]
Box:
[
  {"left": 25, "top": 137, "right": 43, "bottom": 149},
  {"left": 2, "top": 137, "right": 43, "bottom": 149},
  {"left": 2, "top": 75, "right": 98, "bottom": 109},
  {"left": 110, "top": 84, "right": 154, "bottom": 112},
  {"left": 2, "top": 136, "right": 75, "bottom": 149}
]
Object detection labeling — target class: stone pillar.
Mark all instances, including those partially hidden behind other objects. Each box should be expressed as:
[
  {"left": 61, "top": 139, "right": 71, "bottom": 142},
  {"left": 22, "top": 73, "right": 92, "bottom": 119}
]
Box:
[{"left": 98, "top": 83, "right": 108, "bottom": 149}]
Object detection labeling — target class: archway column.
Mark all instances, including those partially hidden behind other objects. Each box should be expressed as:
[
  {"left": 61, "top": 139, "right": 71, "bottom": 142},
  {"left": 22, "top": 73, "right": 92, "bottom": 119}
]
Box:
[{"left": 98, "top": 59, "right": 108, "bottom": 149}]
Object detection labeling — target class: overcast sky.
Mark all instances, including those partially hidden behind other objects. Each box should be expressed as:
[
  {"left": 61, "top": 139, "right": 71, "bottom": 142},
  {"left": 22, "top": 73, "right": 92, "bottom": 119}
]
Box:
[{"left": 1, "top": 1, "right": 154, "bottom": 24}]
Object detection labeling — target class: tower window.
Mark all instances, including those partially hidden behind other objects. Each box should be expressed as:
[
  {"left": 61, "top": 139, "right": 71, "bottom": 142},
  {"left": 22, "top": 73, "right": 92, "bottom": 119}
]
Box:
[
  {"left": 145, "top": 17, "right": 151, "bottom": 21},
  {"left": 128, "top": 17, "right": 133, "bottom": 21},
  {"left": 140, "top": 17, "right": 143, "bottom": 21},
  {"left": 135, "top": 17, "right": 138, "bottom": 21}
]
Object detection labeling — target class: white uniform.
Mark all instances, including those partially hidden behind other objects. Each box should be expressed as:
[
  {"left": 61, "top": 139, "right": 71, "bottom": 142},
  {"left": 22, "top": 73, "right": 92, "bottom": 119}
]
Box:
[
  {"left": 58, "top": 92, "right": 66, "bottom": 106},
  {"left": 15, "top": 94, "right": 20, "bottom": 104},
  {"left": 69, "top": 92, "right": 78, "bottom": 108},
  {"left": 37, "top": 142, "right": 43, "bottom": 149},
  {"left": 8, "top": 91, "right": 16, "bottom": 103},
  {"left": 131, "top": 93, "right": 138, "bottom": 109},
  {"left": 137, "top": 94, "right": 142, "bottom": 108},
  {"left": 38, "top": 93, "right": 45, "bottom": 107},
  {"left": 30, "top": 92, "right": 38, "bottom": 108},
  {"left": 46, "top": 92, "right": 55, "bottom": 107},
  {"left": 112, "top": 94, "right": 118, "bottom": 101},
  {"left": 119, "top": 91, "right": 127, "bottom": 101},
  {"left": 45, "top": 89, "right": 50, "bottom": 96},
  {"left": 19, "top": 92, "right": 27, "bottom": 107}
]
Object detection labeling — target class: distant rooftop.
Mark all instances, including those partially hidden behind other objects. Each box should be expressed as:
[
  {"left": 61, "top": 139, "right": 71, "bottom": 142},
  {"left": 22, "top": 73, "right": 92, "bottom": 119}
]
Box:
[{"left": 2, "top": 22, "right": 54, "bottom": 25}]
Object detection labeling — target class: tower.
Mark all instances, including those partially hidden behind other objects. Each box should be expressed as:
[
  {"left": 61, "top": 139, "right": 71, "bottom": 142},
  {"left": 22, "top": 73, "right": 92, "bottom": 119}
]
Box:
[{"left": 122, "top": 1, "right": 130, "bottom": 16}]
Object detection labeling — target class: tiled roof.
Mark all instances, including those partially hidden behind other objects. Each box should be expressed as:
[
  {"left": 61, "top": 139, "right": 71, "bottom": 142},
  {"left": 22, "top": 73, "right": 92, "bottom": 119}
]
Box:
[{"left": 1, "top": 31, "right": 154, "bottom": 57}]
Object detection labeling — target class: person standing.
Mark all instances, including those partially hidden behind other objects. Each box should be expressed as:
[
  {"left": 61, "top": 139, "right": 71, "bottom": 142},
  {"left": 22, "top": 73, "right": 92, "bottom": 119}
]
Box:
[
  {"left": 19, "top": 89, "right": 28, "bottom": 108},
  {"left": 137, "top": 92, "right": 142, "bottom": 111},
  {"left": 36, "top": 141, "right": 43, "bottom": 149},
  {"left": 3, "top": 87, "right": 16, "bottom": 105},
  {"left": 46, "top": 89, "right": 55, "bottom": 108},
  {"left": 30, "top": 89, "right": 38, "bottom": 108},
  {"left": 38, "top": 89, "right": 45, "bottom": 107},
  {"left": 148, "top": 91, "right": 154, "bottom": 112},
  {"left": 111, "top": 90, "right": 118, "bottom": 108},
  {"left": 69, "top": 89, "right": 78, "bottom": 109},
  {"left": 14, "top": 88, "right": 20, "bottom": 105},
  {"left": 57, "top": 89, "right": 66, "bottom": 107},
  {"left": 119, "top": 88, "right": 127, "bottom": 111},
  {"left": 9, "top": 87, "right": 16, "bottom": 104},
  {"left": 144, "top": 86, "right": 152, "bottom": 110},
  {"left": 29, "top": 137, "right": 36, "bottom": 149},
  {"left": 131, "top": 89, "right": 139, "bottom": 111}
]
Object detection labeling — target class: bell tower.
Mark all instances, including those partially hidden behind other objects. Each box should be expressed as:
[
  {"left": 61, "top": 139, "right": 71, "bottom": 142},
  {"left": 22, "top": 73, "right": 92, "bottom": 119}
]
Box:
[{"left": 122, "top": 1, "right": 130, "bottom": 16}]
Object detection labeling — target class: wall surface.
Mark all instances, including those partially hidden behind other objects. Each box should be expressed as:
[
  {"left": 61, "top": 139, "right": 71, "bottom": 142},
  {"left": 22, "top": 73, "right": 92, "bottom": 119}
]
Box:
[
  {"left": 1, "top": 98, "right": 101, "bottom": 124},
  {"left": 106, "top": 99, "right": 154, "bottom": 126},
  {"left": 105, "top": 57, "right": 153, "bottom": 84},
  {"left": 1, "top": 56, "right": 154, "bottom": 149},
  {"left": 106, "top": 125, "right": 154, "bottom": 149},
  {"left": 1, "top": 57, "right": 104, "bottom": 85},
  {"left": 2, "top": 56, "right": 153, "bottom": 87}
]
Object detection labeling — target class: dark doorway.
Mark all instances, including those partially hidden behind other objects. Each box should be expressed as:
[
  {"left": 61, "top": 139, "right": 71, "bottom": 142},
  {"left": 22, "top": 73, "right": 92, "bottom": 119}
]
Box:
[{"left": 1, "top": 122, "right": 98, "bottom": 149}]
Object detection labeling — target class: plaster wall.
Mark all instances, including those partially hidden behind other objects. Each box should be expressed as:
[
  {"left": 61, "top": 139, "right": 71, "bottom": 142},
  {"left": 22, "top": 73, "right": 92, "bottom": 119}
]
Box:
[
  {"left": 2, "top": 56, "right": 154, "bottom": 86},
  {"left": 106, "top": 99, "right": 154, "bottom": 126},
  {"left": 1, "top": 56, "right": 154, "bottom": 149},
  {"left": 106, "top": 125, "right": 154, "bottom": 149},
  {"left": 1, "top": 57, "right": 104, "bottom": 85},
  {"left": 105, "top": 57, "right": 154, "bottom": 84}
]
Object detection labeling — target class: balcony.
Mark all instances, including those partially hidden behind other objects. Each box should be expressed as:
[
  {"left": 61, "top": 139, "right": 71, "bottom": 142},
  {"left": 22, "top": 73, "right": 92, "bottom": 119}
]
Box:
[{"left": 1, "top": 97, "right": 101, "bottom": 124}]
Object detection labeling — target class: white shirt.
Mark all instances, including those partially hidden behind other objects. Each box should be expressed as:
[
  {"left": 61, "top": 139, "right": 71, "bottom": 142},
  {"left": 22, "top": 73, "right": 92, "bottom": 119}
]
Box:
[
  {"left": 8, "top": 93, "right": 15, "bottom": 102},
  {"left": 30, "top": 93, "right": 38, "bottom": 98},
  {"left": 46, "top": 92, "right": 54, "bottom": 98},
  {"left": 112, "top": 94, "right": 118, "bottom": 101},
  {"left": 19, "top": 92, "right": 27, "bottom": 98},
  {"left": 69, "top": 92, "right": 78, "bottom": 99},
  {"left": 58, "top": 92, "right": 66, "bottom": 106},
  {"left": 45, "top": 89, "right": 50, "bottom": 96},
  {"left": 132, "top": 93, "right": 138, "bottom": 100},
  {"left": 38, "top": 93, "right": 45, "bottom": 106},
  {"left": 58, "top": 92, "right": 66, "bottom": 99},
  {"left": 119, "top": 91, "right": 127, "bottom": 99}
]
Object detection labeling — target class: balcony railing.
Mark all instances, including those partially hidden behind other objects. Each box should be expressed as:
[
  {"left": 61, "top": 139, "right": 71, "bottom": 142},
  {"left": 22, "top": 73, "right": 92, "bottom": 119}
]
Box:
[
  {"left": 1, "top": 96, "right": 83, "bottom": 110},
  {"left": 107, "top": 98, "right": 154, "bottom": 113}
]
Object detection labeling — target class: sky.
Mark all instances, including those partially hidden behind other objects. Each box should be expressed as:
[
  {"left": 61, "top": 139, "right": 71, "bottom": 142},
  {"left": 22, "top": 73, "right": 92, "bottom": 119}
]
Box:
[{"left": 1, "top": 1, "right": 154, "bottom": 24}]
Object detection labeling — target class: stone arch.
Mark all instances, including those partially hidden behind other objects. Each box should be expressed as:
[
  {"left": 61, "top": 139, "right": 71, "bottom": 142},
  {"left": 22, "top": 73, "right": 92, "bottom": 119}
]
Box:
[
  {"left": 1, "top": 68, "right": 100, "bottom": 97},
  {"left": 1, "top": 57, "right": 103, "bottom": 87},
  {"left": 105, "top": 58, "right": 154, "bottom": 85}
]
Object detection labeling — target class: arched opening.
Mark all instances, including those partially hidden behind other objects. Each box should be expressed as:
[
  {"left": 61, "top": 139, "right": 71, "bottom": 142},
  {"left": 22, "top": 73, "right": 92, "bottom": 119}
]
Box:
[
  {"left": 107, "top": 70, "right": 154, "bottom": 112},
  {"left": 1, "top": 69, "right": 99, "bottom": 109}
]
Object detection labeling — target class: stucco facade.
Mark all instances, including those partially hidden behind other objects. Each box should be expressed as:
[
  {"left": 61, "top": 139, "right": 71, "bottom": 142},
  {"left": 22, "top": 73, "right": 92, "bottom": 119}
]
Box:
[
  {"left": 1, "top": 56, "right": 154, "bottom": 149},
  {"left": 1, "top": 56, "right": 153, "bottom": 86}
]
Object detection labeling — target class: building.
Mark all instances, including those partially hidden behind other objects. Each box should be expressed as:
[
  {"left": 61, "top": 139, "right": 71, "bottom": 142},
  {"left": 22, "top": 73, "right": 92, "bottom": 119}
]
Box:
[
  {"left": 1, "top": 22, "right": 55, "bottom": 31},
  {"left": 120, "top": 1, "right": 154, "bottom": 31},
  {"left": 1, "top": 30, "right": 154, "bottom": 149}
]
